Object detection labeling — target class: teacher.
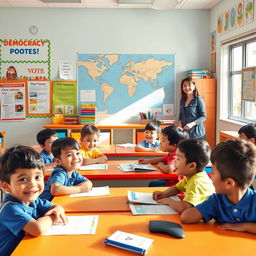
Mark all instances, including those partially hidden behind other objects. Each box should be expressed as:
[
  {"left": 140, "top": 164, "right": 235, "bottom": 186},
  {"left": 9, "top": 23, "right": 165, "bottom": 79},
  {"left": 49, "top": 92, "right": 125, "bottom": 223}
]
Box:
[{"left": 178, "top": 77, "right": 206, "bottom": 139}]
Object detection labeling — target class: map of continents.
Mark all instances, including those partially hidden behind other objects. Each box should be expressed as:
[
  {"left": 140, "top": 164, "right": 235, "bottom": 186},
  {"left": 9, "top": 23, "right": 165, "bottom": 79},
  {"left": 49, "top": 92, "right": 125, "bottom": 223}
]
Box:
[{"left": 78, "top": 54, "right": 175, "bottom": 115}]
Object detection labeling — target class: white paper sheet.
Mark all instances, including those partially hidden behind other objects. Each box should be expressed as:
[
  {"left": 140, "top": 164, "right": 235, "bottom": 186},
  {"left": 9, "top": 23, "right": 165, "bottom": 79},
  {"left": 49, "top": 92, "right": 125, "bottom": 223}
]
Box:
[
  {"left": 128, "top": 191, "right": 180, "bottom": 205},
  {"left": 43, "top": 215, "right": 99, "bottom": 235},
  {"left": 80, "top": 164, "right": 108, "bottom": 170},
  {"left": 69, "top": 186, "right": 110, "bottom": 197},
  {"left": 129, "top": 204, "right": 178, "bottom": 215},
  {"left": 80, "top": 89, "right": 96, "bottom": 102}
]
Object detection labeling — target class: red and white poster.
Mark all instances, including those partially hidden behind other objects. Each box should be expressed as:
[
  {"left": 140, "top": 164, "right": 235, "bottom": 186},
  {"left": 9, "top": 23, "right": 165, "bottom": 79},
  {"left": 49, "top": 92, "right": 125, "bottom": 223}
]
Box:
[{"left": 0, "top": 82, "right": 26, "bottom": 120}]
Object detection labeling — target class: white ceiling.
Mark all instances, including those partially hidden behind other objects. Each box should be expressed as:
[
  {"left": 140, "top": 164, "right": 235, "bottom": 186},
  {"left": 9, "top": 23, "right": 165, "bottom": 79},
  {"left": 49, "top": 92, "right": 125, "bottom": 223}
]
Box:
[{"left": 0, "top": 0, "right": 223, "bottom": 10}]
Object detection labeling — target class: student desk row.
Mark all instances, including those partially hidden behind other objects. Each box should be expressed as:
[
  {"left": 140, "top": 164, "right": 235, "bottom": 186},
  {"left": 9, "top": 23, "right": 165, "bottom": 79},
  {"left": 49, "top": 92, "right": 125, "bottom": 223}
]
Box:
[
  {"left": 44, "top": 160, "right": 176, "bottom": 182},
  {"left": 13, "top": 188, "right": 256, "bottom": 256}
]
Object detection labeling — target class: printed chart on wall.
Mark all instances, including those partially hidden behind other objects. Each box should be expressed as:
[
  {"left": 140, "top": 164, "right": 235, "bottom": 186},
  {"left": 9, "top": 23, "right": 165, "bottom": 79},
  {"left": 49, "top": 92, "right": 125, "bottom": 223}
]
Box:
[
  {"left": 77, "top": 54, "right": 175, "bottom": 123},
  {"left": 27, "top": 81, "right": 52, "bottom": 117},
  {"left": 0, "top": 81, "right": 26, "bottom": 120},
  {"left": 52, "top": 81, "right": 77, "bottom": 116}
]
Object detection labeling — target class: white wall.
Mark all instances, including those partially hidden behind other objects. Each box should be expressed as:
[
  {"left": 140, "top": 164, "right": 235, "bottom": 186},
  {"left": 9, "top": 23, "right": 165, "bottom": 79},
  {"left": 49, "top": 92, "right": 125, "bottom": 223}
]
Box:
[
  {"left": 210, "top": 0, "right": 256, "bottom": 141},
  {"left": 0, "top": 8, "right": 210, "bottom": 147}
]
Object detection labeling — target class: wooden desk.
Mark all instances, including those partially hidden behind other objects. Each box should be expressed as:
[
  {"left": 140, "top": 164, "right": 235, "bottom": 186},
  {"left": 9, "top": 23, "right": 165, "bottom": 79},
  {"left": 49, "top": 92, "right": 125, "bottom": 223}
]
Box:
[
  {"left": 219, "top": 131, "right": 239, "bottom": 142},
  {"left": 13, "top": 212, "right": 256, "bottom": 256},
  {"left": 52, "top": 187, "right": 163, "bottom": 213},
  {"left": 44, "top": 160, "right": 177, "bottom": 181}
]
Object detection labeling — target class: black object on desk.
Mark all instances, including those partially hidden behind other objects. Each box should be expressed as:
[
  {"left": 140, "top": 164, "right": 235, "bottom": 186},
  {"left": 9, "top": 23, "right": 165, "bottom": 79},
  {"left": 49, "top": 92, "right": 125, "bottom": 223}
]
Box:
[{"left": 149, "top": 220, "right": 185, "bottom": 238}]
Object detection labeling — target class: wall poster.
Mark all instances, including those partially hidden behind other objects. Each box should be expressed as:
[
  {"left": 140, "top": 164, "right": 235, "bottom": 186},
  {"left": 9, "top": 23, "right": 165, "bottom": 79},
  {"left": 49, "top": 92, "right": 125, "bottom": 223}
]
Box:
[
  {"left": 0, "top": 81, "right": 26, "bottom": 120},
  {"left": 27, "top": 80, "right": 52, "bottom": 117},
  {"left": 0, "top": 39, "right": 51, "bottom": 80}
]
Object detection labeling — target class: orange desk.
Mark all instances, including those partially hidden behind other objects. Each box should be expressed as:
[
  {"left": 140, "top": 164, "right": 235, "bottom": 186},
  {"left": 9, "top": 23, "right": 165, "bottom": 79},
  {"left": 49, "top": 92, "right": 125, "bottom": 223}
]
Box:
[
  {"left": 52, "top": 187, "right": 164, "bottom": 213},
  {"left": 44, "top": 160, "right": 177, "bottom": 181},
  {"left": 13, "top": 212, "right": 256, "bottom": 256}
]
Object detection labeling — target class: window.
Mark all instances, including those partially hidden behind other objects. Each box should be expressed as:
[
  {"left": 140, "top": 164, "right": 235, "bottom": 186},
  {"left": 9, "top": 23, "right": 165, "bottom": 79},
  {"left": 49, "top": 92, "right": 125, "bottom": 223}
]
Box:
[{"left": 229, "top": 38, "right": 256, "bottom": 123}]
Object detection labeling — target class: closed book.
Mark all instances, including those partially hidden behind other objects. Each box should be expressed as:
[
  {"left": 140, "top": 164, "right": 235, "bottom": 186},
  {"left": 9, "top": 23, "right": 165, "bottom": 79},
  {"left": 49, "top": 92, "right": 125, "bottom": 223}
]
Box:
[{"left": 104, "top": 230, "right": 153, "bottom": 255}]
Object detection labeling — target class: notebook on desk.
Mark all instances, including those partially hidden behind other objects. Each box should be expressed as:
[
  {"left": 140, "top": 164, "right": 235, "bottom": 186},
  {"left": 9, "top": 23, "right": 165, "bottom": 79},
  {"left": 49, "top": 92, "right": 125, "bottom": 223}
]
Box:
[{"left": 118, "top": 163, "right": 157, "bottom": 172}]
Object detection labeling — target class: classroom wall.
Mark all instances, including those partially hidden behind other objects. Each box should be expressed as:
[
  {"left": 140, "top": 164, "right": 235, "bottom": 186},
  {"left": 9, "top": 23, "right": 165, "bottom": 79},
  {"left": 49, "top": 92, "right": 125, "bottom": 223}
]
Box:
[
  {"left": 210, "top": 0, "right": 256, "bottom": 141},
  {"left": 0, "top": 8, "right": 210, "bottom": 147}
]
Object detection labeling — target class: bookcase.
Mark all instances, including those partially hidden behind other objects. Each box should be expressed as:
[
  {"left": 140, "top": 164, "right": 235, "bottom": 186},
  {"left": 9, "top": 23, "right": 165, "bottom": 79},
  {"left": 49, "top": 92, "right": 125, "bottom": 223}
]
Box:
[
  {"left": 194, "top": 78, "right": 216, "bottom": 149},
  {"left": 44, "top": 124, "right": 146, "bottom": 145},
  {"left": 0, "top": 131, "right": 6, "bottom": 154}
]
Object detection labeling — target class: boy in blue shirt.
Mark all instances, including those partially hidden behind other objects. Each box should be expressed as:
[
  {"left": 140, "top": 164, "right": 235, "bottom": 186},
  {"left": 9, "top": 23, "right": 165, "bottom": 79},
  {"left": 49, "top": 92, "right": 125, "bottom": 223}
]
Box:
[
  {"left": 0, "top": 145, "right": 67, "bottom": 256},
  {"left": 181, "top": 140, "right": 256, "bottom": 235},
  {"left": 135, "top": 122, "right": 161, "bottom": 152},
  {"left": 40, "top": 137, "right": 93, "bottom": 201},
  {"left": 153, "top": 139, "right": 215, "bottom": 213},
  {"left": 238, "top": 123, "right": 256, "bottom": 145},
  {"left": 36, "top": 128, "right": 58, "bottom": 169}
]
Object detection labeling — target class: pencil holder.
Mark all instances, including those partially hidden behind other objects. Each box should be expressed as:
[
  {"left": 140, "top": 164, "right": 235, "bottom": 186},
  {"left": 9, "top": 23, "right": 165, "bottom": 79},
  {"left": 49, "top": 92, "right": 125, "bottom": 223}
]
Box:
[{"left": 140, "top": 119, "right": 155, "bottom": 124}]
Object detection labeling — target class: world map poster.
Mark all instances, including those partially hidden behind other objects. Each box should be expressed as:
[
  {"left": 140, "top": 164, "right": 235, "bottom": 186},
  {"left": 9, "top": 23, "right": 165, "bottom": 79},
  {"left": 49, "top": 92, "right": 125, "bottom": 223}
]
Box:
[{"left": 77, "top": 54, "right": 175, "bottom": 122}]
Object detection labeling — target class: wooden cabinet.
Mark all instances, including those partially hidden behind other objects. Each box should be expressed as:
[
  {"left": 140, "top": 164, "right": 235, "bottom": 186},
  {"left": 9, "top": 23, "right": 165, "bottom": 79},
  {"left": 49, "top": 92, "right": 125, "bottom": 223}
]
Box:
[
  {"left": 0, "top": 131, "right": 6, "bottom": 154},
  {"left": 194, "top": 78, "right": 216, "bottom": 149}
]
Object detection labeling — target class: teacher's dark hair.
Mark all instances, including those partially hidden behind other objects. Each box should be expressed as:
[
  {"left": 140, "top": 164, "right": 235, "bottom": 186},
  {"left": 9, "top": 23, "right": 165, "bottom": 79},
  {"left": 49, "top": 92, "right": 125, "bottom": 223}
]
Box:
[{"left": 181, "top": 77, "right": 199, "bottom": 99}]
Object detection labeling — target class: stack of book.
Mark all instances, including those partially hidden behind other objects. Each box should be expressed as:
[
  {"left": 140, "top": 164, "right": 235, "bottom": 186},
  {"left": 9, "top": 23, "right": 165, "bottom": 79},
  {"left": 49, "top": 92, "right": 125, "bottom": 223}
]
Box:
[
  {"left": 80, "top": 104, "right": 96, "bottom": 124},
  {"left": 187, "top": 69, "right": 210, "bottom": 78},
  {"left": 63, "top": 116, "right": 79, "bottom": 125}
]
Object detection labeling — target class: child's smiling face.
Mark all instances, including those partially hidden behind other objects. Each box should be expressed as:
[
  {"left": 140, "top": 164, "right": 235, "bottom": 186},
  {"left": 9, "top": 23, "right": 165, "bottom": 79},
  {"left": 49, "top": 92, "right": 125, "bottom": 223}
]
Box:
[
  {"left": 144, "top": 130, "right": 158, "bottom": 144},
  {"left": 80, "top": 134, "right": 99, "bottom": 151},
  {"left": 2, "top": 168, "right": 44, "bottom": 205},
  {"left": 56, "top": 147, "right": 83, "bottom": 173}
]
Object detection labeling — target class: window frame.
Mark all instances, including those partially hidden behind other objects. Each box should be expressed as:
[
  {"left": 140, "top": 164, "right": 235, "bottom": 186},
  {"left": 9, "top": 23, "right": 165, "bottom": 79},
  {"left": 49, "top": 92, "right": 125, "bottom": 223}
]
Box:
[{"left": 228, "top": 37, "right": 256, "bottom": 123}]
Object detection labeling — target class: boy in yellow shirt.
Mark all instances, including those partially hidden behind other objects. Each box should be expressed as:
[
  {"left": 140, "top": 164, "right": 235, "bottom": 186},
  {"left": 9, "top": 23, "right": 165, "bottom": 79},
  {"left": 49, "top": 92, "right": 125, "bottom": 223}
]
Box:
[
  {"left": 153, "top": 139, "right": 215, "bottom": 213},
  {"left": 80, "top": 125, "right": 107, "bottom": 165}
]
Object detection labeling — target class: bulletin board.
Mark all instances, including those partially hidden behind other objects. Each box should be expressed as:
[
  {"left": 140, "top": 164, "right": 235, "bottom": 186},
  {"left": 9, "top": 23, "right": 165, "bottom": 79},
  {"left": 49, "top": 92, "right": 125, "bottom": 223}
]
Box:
[{"left": 77, "top": 53, "right": 176, "bottom": 120}]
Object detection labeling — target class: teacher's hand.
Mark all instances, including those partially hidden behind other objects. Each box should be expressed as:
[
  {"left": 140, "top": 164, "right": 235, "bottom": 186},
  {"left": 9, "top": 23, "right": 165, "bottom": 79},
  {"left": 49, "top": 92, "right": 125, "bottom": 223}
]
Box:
[{"left": 183, "top": 122, "right": 196, "bottom": 130}]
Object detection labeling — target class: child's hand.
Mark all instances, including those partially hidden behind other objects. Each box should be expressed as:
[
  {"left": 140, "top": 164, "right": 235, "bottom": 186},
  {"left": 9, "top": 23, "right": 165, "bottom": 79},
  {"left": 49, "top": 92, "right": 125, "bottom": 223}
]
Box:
[
  {"left": 153, "top": 147, "right": 161, "bottom": 152},
  {"left": 157, "top": 162, "right": 164, "bottom": 167},
  {"left": 45, "top": 205, "right": 67, "bottom": 225},
  {"left": 153, "top": 191, "right": 166, "bottom": 200},
  {"left": 96, "top": 156, "right": 107, "bottom": 164},
  {"left": 220, "top": 223, "right": 246, "bottom": 232},
  {"left": 138, "top": 158, "right": 148, "bottom": 164},
  {"left": 157, "top": 198, "right": 171, "bottom": 205},
  {"left": 78, "top": 180, "right": 93, "bottom": 192}
]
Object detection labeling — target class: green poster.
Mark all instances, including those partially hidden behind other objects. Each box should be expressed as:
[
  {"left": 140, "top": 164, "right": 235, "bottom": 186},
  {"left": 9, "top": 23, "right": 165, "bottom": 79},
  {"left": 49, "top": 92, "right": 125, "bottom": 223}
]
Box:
[{"left": 52, "top": 81, "right": 77, "bottom": 116}]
